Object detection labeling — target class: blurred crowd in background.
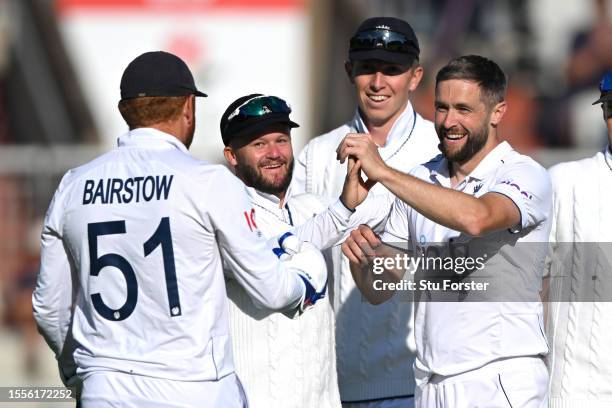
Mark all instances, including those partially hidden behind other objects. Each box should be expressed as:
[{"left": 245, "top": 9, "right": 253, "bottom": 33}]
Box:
[{"left": 0, "top": 0, "right": 609, "bottom": 391}]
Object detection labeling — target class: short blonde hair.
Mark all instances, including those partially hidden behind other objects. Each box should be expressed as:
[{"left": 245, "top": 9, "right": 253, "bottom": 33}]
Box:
[{"left": 118, "top": 96, "right": 188, "bottom": 129}]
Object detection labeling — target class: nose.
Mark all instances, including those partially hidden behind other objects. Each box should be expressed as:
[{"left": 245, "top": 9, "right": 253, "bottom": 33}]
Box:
[
  {"left": 265, "top": 143, "right": 282, "bottom": 158},
  {"left": 442, "top": 109, "right": 458, "bottom": 130},
  {"left": 370, "top": 71, "right": 385, "bottom": 91}
]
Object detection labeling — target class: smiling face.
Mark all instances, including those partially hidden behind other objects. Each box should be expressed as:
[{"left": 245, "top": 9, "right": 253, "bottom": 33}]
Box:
[
  {"left": 224, "top": 124, "right": 294, "bottom": 197},
  {"left": 346, "top": 59, "right": 422, "bottom": 129},
  {"left": 434, "top": 79, "right": 501, "bottom": 165}
]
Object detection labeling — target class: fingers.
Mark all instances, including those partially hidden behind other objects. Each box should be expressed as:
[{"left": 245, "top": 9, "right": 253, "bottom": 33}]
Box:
[
  {"left": 337, "top": 144, "right": 347, "bottom": 164},
  {"left": 346, "top": 156, "right": 361, "bottom": 178},
  {"left": 335, "top": 134, "right": 349, "bottom": 162},
  {"left": 336, "top": 133, "right": 373, "bottom": 163},
  {"left": 342, "top": 238, "right": 368, "bottom": 265},
  {"left": 347, "top": 156, "right": 376, "bottom": 192},
  {"left": 337, "top": 137, "right": 358, "bottom": 163},
  {"left": 357, "top": 224, "right": 382, "bottom": 248},
  {"left": 341, "top": 240, "right": 357, "bottom": 264},
  {"left": 340, "top": 156, "right": 364, "bottom": 211},
  {"left": 341, "top": 225, "right": 381, "bottom": 265},
  {"left": 336, "top": 133, "right": 362, "bottom": 157}
]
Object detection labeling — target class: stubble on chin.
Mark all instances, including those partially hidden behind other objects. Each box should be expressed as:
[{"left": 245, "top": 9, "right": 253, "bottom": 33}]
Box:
[{"left": 437, "top": 126, "right": 488, "bottom": 164}]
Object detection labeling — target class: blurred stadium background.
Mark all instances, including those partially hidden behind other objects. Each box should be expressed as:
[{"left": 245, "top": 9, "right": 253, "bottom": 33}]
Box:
[{"left": 0, "top": 0, "right": 610, "bottom": 404}]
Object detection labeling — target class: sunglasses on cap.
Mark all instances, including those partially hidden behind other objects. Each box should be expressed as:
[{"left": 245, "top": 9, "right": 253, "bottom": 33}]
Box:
[
  {"left": 227, "top": 95, "right": 292, "bottom": 124},
  {"left": 350, "top": 29, "right": 417, "bottom": 54}
]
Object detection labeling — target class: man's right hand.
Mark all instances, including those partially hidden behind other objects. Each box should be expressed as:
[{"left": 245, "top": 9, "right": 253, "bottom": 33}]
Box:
[
  {"left": 342, "top": 225, "right": 405, "bottom": 305},
  {"left": 341, "top": 224, "right": 381, "bottom": 265},
  {"left": 336, "top": 133, "right": 390, "bottom": 183},
  {"left": 275, "top": 233, "right": 328, "bottom": 312}
]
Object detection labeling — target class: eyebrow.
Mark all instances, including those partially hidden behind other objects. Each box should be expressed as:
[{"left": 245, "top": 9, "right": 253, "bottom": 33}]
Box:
[
  {"left": 435, "top": 100, "right": 473, "bottom": 110},
  {"left": 453, "top": 102, "right": 473, "bottom": 110}
]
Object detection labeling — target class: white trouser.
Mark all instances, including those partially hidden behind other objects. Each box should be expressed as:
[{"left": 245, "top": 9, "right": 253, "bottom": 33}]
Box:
[
  {"left": 80, "top": 371, "right": 247, "bottom": 407},
  {"left": 415, "top": 357, "right": 548, "bottom": 408},
  {"left": 343, "top": 396, "right": 414, "bottom": 408}
]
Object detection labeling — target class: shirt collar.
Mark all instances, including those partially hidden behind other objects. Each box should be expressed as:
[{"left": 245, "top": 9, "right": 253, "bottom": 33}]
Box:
[
  {"left": 246, "top": 183, "right": 293, "bottom": 209},
  {"left": 117, "top": 127, "right": 189, "bottom": 154},
  {"left": 429, "top": 141, "right": 514, "bottom": 184},
  {"left": 605, "top": 144, "right": 612, "bottom": 171},
  {"left": 424, "top": 155, "right": 451, "bottom": 188},
  {"left": 467, "top": 141, "right": 514, "bottom": 181},
  {"left": 351, "top": 102, "right": 415, "bottom": 149}
]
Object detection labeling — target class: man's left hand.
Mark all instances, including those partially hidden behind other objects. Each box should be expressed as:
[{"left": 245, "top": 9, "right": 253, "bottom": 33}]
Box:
[
  {"left": 336, "top": 133, "right": 389, "bottom": 182},
  {"left": 340, "top": 155, "right": 377, "bottom": 210}
]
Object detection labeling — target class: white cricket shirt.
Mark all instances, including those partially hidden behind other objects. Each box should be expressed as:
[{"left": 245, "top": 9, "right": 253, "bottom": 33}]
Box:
[
  {"left": 293, "top": 102, "right": 440, "bottom": 401},
  {"left": 227, "top": 187, "right": 343, "bottom": 408},
  {"left": 381, "top": 141, "right": 552, "bottom": 377},
  {"left": 33, "top": 128, "right": 305, "bottom": 382}
]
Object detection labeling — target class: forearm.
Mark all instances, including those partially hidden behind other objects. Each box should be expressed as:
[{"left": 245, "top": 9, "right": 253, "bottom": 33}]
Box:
[
  {"left": 378, "top": 166, "right": 493, "bottom": 236},
  {"left": 290, "top": 199, "right": 354, "bottom": 249},
  {"left": 32, "top": 290, "right": 70, "bottom": 356},
  {"left": 214, "top": 171, "right": 305, "bottom": 311},
  {"left": 350, "top": 261, "right": 386, "bottom": 304},
  {"left": 223, "top": 246, "right": 304, "bottom": 311},
  {"left": 33, "top": 232, "right": 74, "bottom": 356},
  {"left": 337, "top": 134, "right": 505, "bottom": 235}
]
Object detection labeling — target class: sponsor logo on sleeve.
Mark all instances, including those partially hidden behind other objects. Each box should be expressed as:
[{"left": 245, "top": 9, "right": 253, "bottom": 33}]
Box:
[{"left": 500, "top": 179, "right": 533, "bottom": 200}]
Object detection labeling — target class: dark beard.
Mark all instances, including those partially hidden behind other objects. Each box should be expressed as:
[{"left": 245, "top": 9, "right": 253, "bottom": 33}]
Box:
[
  {"left": 237, "top": 158, "right": 294, "bottom": 195},
  {"left": 438, "top": 123, "right": 489, "bottom": 164}
]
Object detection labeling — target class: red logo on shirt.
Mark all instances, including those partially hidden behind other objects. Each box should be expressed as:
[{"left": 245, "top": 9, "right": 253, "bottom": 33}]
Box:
[{"left": 244, "top": 208, "right": 258, "bottom": 231}]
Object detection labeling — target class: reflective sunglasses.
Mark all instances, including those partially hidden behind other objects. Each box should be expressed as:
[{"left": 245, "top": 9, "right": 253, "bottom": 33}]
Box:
[
  {"left": 227, "top": 96, "right": 292, "bottom": 124},
  {"left": 350, "top": 29, "right": 417, "bottom": 54}
]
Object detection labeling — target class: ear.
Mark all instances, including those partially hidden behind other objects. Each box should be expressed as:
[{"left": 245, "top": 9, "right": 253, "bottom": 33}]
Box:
[
  {"left": 408, "top": 65, "right": 424, "bottom": 92},
  {"left": 223, "top": 146, "right": 238, "bottom": 167},
  {"left": 489, "top": 100, "right": 507, "bottom": 128},
  {"left": 184, "top": 95, "right": 195, "bottom": 123},
  {"left": 345, "top": 61, "right": 355, "bottom": 84}
]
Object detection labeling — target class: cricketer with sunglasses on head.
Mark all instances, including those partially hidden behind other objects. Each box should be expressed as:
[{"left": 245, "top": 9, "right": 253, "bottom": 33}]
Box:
[
  {"left": 293, "top": 17, "right": 440, "bottom": 408},
  {"left": 33, "top": 52, "right": 332, "bottom": 407},
  {"left": 545, "top": 73, "right": 612, "bottom": 406},
  {"left": 220, "top": 93, "right": 389, "bottom": 407}
]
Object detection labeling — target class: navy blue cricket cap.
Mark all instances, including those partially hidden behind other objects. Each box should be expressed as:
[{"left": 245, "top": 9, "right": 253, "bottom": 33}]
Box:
[
  {"left": 349, "top": 17, "right": 420, "bottom": 65},
  {"left": 593, "top": 72, "right": 612, "bottom": 105},
  {"left": 220, "top": 93, "right": 299, "bottom": 146},
  {"left": 120, "top": 51, "right": 207, "bottom": 101}
]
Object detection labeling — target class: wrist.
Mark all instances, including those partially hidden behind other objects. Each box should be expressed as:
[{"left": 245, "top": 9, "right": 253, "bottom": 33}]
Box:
[
  {"left": 339, "top": 196, "right": 356, "bottom": 213},
  {"left": 377, "top": 164, "right": 396, "bottom": 185}
]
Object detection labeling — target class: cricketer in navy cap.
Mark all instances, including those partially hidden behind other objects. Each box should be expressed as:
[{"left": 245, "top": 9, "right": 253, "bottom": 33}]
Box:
[{"left": 592, "top": 71, "right": 612, "bottom": 105}]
